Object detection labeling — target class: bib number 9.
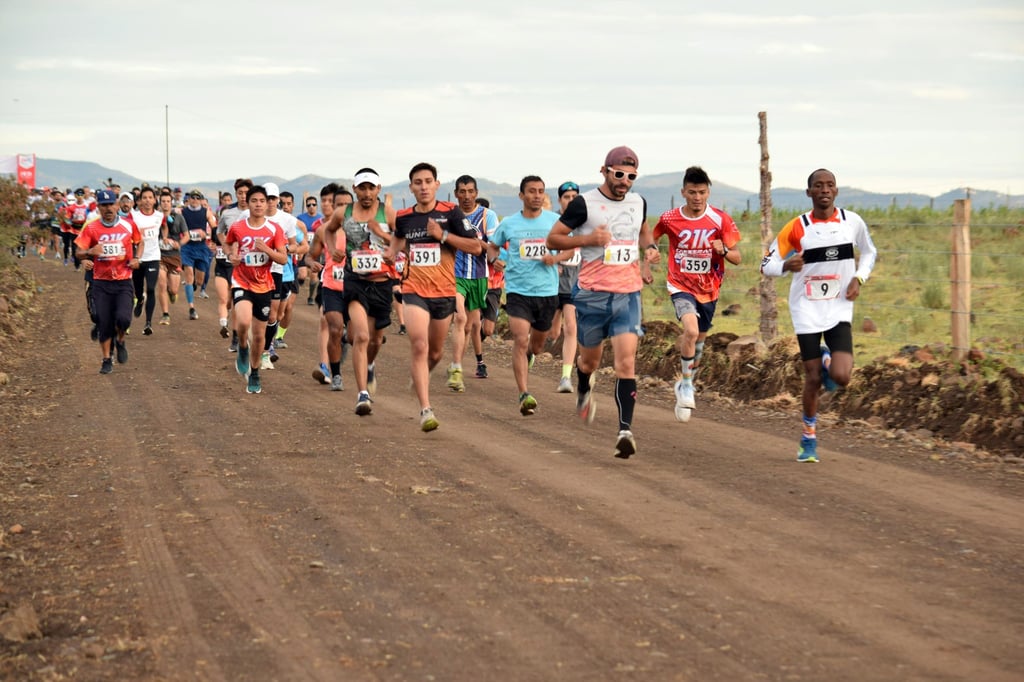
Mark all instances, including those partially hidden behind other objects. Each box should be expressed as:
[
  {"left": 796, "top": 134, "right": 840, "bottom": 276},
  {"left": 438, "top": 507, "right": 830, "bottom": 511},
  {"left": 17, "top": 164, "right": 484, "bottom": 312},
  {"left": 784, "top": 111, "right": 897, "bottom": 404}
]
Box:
[{"left": 804, "top": 274, "right": 841, "bottom": 300}]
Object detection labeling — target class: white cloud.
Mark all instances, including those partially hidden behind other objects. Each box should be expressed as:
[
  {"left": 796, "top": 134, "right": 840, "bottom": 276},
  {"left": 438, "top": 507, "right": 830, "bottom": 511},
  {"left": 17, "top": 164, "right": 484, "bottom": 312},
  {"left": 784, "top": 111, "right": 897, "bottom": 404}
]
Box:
[
  {"left": 758, "top": 43, "right": 826, "bottom": 55},
  {"left": 911, "top": 87, "right": 971, "bottom": 101}
]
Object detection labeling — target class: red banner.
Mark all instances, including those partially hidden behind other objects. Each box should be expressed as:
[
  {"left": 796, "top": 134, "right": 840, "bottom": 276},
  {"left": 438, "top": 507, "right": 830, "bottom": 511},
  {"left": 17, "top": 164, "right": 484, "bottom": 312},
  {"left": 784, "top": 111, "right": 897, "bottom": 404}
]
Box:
[{"left": 17, "top": 154, "right": 36, "bottom": 188}]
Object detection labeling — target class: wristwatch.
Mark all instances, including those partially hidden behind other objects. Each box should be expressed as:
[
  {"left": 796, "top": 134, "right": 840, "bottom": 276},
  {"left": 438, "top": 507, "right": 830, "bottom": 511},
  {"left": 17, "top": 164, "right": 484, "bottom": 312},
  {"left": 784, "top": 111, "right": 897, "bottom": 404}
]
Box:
[
  {"left": 441, "top": 229, "right": 449, "bottom": 244},
  {"left": 722, "top": 245, "right": 730, "bottom": 256}
]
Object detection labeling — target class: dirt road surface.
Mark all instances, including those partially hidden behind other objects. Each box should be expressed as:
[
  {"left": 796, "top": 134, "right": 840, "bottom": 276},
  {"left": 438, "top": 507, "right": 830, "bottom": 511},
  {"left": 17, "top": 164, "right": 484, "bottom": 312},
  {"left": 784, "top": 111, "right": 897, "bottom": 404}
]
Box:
[{"left": 2, "top": 257, "right": 1022, "bottom": 681}]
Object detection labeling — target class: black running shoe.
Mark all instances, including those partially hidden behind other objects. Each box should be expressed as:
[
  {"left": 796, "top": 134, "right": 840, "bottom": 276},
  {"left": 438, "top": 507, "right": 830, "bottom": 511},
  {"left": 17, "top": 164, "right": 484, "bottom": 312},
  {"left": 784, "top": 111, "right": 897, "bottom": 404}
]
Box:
[
  {"left": 99, "top": 358, "right": 113, "bottom": 374},
  {"left": 143, "top": 324, "right": 153, "bottom": 336},
  {"left": 115, "top": 340, "right": 128, "bottom": 364}
]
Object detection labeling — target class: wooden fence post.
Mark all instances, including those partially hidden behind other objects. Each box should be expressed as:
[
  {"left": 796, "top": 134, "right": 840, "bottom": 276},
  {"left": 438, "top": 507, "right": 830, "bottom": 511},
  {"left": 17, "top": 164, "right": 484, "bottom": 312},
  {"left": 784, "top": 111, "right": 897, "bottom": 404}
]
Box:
[
  {"left": 950, "top": 199, "right": 971, "bottom": 361},
  {"left": 757, "top": 111, "right": 778, "bottom": 342}
]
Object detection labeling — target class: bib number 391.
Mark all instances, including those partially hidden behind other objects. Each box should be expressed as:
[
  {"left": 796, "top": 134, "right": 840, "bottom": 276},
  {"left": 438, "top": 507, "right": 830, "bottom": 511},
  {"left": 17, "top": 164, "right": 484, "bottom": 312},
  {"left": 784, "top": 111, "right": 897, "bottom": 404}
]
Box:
[{"left": 410, "top": 243, "right": 441, "bottom": 267}]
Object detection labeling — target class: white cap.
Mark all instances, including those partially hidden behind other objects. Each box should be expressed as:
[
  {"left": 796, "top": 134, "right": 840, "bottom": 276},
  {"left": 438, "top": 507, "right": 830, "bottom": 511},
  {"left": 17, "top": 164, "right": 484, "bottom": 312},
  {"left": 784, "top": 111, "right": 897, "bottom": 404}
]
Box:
[
  {"left": 353, "top": 171, "right": 381, "bottom": 187},
  {"left": 264, "top": 182, "right": 280, "bottom": 197},
  {"left": 118, "top": 192, "right": 133, "bottom": 200}
]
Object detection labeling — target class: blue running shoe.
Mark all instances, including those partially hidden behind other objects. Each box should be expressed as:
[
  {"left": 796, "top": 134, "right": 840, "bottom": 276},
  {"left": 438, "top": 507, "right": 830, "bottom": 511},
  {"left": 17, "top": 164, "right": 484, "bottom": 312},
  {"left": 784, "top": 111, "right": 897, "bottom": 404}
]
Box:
[
  {"left": 797, "top": 436, "right": 819, "bottom": 463},
  {"left": 820, "top": 345, "right": 837, "bottom": 392},
  {"left": 247, "top": 370, "right": 262, "bottom": 394},
  {"left": 366, "top": 363, "right": 377, "bottom": 395},
  {"left": 236, "top": 346, "right": 250, "bottom": 377}
]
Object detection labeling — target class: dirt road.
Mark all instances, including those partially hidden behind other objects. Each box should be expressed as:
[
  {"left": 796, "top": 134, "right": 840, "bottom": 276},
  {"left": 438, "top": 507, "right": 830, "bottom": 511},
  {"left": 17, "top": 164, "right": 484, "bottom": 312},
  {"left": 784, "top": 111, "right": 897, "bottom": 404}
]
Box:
[{"left": 2, "top": 257, "right": 1022, "bottom": 681}]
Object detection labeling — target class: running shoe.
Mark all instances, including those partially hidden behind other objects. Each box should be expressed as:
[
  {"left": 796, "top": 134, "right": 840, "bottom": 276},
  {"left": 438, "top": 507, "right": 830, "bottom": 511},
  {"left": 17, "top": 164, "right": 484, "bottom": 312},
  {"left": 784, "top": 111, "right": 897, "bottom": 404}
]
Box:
[
  {"left": 260, "top": 352, "right": 274, "bottom": 370},
  {"left": 306, "top": 297, "right": 314, "bottom": 306},
  {"left": 189, "top": 308, "right": 199, "bottom": 321},
  {"left": 90, "top": 324, "right": 98, "bottom": 341},
  {"left": 247, "top": 371, "right": 262, "bottom": 394},
  {"left": 527, "top": 352, "right": 535, "bottom": 370},
  {"left": 355, "top": 390, "right": 372, "bottom": 416},
  {"left": 198, "top": 289, "right": 210, "bottom": 299},
  {"left": 519, "top": 392, "right": 538, "bottom": 416},
  {"left": 366, "top": 364, "right": 377, "bottom": 395},
  {"left": 446, "top": 366, "right": 465, "bottom": 393},
  {"left": 340, "top": 339, "right": 350, "bottom": 365},
  {"left": 576, "top": 386, "right": 596, "bottom": 425},
  {"left": 614, "top": 430, "right": 637, "bottom": 459},
  {"left": 143, "top": 324, "right": 153, "bottom": 336},
  {"left": 397, "top": 324, "right": 407, "bottom": 336},
  {"left": 420, "top": 408, "right": 439, "bottom": 432},
  {"left": 133, "top": 298, "right": 143, "bottom": 318},
  {"left": 312, "top": 363, "right": 330, "bottom": 385},
  {"left": 99, "top": 358, "right": 113, "bottom": 375},
  {"left": 269, "top": 344, "right": 279, "bottom": 363},
  {"left": 557, "top": 377, "right": 574, "bottom": 394},
  {"left": 274, "top": 339, "right": 288, "bottom": 349},
  {"left": 820, "top": 345, "right": 838, "bottom": 392},
  {"left": 219, "top": 325, "right": 229, "bottom": 339},
  {"left": 169, "top": 293, "right": 177, "bottom": 304},
  {"left": 159, "top": 313, "right": 170, "bottom": 325},
  {"left": 797, "top": 436, "right": 819, "bottom": 463},
  {"left": 115, "top": 340, "right": 128, "bottom": 364},
  {"left": 330, "top": 374, "right": 344, "bottom": 392},
  {"left": 236, "top": 346, "right": 250, "bottom": 377},
  {"left": 475, "top": 362, "right": 488, "bottom": 379}
]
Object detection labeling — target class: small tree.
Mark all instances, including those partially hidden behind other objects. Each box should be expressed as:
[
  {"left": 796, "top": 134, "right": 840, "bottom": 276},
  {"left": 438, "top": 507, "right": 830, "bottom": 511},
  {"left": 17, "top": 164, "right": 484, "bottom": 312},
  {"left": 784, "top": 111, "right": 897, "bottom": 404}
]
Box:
[
  {"left": 0, "top": 176, "right": 31, "bottom": 260},
  {"left": 757, "top": 112, "right": 778, "bottom": 342}
]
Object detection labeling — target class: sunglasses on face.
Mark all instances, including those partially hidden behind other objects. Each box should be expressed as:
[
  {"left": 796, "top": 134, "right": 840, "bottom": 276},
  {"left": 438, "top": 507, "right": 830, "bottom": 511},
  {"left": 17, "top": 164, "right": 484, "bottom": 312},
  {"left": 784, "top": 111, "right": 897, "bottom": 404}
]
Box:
[
  {"left": 306, "top": 202, "right": 317, "bottom": 207},
  {"left": 608, "top": 170, "right": 638, "bottom": 181}
]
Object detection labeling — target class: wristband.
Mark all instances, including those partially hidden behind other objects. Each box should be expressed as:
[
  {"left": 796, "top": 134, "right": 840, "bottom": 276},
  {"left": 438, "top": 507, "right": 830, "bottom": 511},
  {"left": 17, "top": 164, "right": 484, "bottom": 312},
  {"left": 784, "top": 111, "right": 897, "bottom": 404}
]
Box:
[
  {"left": 441, "top": 229, "right": 449, "bottom": 244},
  {"left": 857, "top": 276, "right": 865, "bottom": 285}
]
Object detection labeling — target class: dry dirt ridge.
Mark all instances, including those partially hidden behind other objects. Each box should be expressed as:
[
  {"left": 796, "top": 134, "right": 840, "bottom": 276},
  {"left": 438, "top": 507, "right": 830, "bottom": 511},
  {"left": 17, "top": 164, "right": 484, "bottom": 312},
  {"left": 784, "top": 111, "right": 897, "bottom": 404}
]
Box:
[{"left": 1, "top": 256, "right": 1023, "bottom": 681}]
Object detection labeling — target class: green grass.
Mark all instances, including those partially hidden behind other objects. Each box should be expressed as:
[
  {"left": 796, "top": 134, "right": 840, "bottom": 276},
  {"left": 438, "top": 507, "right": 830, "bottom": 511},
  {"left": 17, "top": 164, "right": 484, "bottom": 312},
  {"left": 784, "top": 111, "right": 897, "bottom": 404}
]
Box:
[{"left": 644, "top": 207, "right": 1024, "bottom": 369}]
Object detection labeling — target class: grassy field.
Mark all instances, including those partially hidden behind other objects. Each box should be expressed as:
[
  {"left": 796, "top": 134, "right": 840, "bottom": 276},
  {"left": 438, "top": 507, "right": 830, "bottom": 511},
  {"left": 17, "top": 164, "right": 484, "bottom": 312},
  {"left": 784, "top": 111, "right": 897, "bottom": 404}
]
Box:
[{"left": 643, "top": 206, "right": 1024, "bottom": 370}]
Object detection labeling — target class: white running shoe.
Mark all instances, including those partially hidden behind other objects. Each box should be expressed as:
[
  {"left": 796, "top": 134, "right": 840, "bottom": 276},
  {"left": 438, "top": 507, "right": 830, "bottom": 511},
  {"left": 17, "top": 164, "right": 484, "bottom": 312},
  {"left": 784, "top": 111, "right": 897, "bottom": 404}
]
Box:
[
  {"left": 261, "top": 352, "right": 275, "bottom": 370},
  {"left": 557, "top": 377, "right": 574, "bottom": 394}
]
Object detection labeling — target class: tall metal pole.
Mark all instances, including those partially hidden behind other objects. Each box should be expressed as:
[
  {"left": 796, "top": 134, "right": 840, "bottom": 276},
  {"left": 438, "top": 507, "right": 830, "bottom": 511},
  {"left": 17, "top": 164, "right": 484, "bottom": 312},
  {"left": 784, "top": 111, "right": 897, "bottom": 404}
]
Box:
[{"left": 165, "top": 105, "right": 170, "bottom": 187}]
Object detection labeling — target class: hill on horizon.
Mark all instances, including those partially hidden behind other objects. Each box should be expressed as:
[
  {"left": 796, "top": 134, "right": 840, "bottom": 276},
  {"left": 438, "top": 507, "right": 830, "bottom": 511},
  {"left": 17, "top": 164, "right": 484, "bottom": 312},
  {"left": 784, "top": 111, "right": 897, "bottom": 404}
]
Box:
[{"left": 23, "top": 158, "right": 1024, "bottom": 217}]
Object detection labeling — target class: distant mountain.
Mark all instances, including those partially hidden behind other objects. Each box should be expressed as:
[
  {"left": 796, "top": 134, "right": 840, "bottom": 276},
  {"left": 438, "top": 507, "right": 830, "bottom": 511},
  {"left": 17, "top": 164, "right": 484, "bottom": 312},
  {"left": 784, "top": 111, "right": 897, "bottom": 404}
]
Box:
[{"left": 28, "top": 158, "right": 1024, "bottom": 217}]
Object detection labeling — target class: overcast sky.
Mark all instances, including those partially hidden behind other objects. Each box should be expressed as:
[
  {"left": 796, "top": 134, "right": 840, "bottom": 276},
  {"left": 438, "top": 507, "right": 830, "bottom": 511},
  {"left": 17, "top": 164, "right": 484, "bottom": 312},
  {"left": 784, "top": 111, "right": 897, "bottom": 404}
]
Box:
[{"left": 1, "top": 1, "right": 1021, "bottom": 195}]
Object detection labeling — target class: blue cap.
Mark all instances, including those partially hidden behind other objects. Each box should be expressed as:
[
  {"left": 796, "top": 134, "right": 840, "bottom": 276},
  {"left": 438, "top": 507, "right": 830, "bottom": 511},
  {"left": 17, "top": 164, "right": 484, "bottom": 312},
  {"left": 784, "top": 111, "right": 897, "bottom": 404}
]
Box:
[{"left": 96, "top": 189, "right": 118, "bottom": 205}]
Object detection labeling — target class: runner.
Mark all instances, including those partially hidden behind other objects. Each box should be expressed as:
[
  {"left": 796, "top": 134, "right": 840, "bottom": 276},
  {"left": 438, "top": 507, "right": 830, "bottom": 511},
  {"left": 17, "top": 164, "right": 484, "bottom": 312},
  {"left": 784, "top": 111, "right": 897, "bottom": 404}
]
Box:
[
  {"left": 305, "top": 188, "right": 349, "bottom": 393},
  {"left": 448, "top": 174, "right": 493, "bottom": 390},
  {"left": 224, "top": 185, "right": 288, "bottom": 394},
  {"left": 479, "top": 196, "right": 505, "bottom": 359},
  {"left": 213, "top": 178, "right": 252, "bottom": 348},
  {"left": 652, "top": 166, "right": 742, "bottom": 422},
  {"left": 129, "top": 187, "right": 164, "bottom": 335},
  {"left": 303, "top": 183, "right": 340, "bottom": 385},
  {"left": 180, "top": 189, "right": 216, "bottom": 320},
  {"left": 74, "top": 189, "right": 141, "bottom": 374},
  {"left": 383, "top": 162, "right": 482, "bottom": 432},
  {"left": 551, "top": 181, "right": 581, "bottom": 393},
  {"left": 320, "top": 168, "right": 397, "bottom": 414},
  {"left": 260, "top": 183, "right": 300, "bottom": 370},
  {"left": 61, "top": 188, "right": 90, "bottom": 269},
  {"left": 156, "top": 191, "right": 185, "bottom": 325},
  {"left": 273, "top": 190, "right": 308, "bottom": 352},
  {"left": 487, "top": 176, "right": 560, "bottom": 415},
  {"left": 760, "top": 168, "right": 877, "bottom": 462},
  {"left": 298, "top": 194, "right": 323, "bottom": 304},
  {"left": 546, "top": 146, "right": 659, "bottom": 458}
]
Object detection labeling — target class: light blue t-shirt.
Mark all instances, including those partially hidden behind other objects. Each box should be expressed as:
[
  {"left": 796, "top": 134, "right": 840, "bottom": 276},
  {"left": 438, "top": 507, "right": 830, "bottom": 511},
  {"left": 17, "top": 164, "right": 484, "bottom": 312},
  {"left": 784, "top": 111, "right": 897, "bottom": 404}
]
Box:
[{"left": 491, "top": 210, "right": 560, "bottom": 297}]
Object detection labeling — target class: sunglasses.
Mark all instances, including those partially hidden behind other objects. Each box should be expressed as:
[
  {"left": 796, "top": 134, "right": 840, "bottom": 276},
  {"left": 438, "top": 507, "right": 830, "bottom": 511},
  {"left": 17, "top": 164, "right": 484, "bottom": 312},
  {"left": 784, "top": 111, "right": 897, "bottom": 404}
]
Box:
[
  {"left": 608, "top": 170, "right": 638, "bottom": 181},
  {"left": 306, "top": 202, "right": 317, "bottom": 207}
]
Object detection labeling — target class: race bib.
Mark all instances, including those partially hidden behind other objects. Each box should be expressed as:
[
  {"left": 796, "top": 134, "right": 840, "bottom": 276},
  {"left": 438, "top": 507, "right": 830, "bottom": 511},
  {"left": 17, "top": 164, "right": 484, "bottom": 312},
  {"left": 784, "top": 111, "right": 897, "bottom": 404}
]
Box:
[
  {"left": 144, "top": 227, "right": 159, "bottom": 242},
  {"left": 682, "top": 255, "right": 711, "bottom": 273},
  {"left": 804, "top": 274, "right": 841, "bottom": 300},
  {"left": 519, "top": 238, "right": 547, "bottom": 260},
  {"left": 565, "top": 249, "right": 581, "bottom": 267},
  {"left": 410, "top": 243, "right": 441, "bottom": 267},
  {"left": 188, "top": 229, "right": 203, "bottom": 242},
  {"left": 351, "top": 250, "right": 383, "bottom": 274},
  {"left": 215, "top": 247, "right": 226, "bottom": 260},
  {"left": 331, "top": 265, "right": 345, "bottom": 281},
  {"left": 99, "top": 241, "right": 125, "bottom": 259},
  {"left": 604, "top": 240, "right": 638, "bottom": 265},
  {"left": 243, "top": 251, "right": 269, "bottom": 267}
]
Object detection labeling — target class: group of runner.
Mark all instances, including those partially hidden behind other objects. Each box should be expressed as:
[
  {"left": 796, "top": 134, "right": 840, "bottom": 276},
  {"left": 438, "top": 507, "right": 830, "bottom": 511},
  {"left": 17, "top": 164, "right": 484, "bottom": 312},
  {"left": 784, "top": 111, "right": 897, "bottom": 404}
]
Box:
[{"left": 62, "top": 148, "right": 875, "bottom": 462}]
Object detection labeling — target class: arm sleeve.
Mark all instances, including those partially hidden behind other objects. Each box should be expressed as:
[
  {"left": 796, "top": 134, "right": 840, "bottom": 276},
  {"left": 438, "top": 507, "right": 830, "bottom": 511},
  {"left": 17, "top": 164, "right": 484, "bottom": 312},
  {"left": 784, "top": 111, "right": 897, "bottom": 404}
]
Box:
[
  {"left": 760, "top": 219, "right": 800, "bottom": 277},
  {"left": 853, "top": 217, "right": 878, "bottom": 282},
  {"left": 558, "top": 196, "right": 589, "bottom": 229}
]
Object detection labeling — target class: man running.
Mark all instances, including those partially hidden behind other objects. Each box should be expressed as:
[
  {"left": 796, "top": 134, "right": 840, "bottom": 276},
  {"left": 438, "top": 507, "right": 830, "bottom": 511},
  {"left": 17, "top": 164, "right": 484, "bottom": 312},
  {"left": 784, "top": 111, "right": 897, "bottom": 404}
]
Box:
[
  {"left": 214, "top": 178, "right": 252, "bottom": 348},
  {"left": 546, "top": 146, "right": 659, "bottom": 459},
  {"left": 652, "top": 166, "right": 742, "bottom": 422},
  {"left": 305, "top": 188, "right": 349, "bottom": 393},
  {"left": 224, "top": 185, "right": 288, "bottom": 394},
  {"left": 551, "top": 181, "right": 581, "bottom": 393},
  {"left": 448, "top": 174, "right": 492, "bottom": 390},
  {"left": 75, "top": 189, "right": 141, "bottom": 374},
  {"left": 320, "top": 168, "right": 396, "bottom": 414},
  {"left": 487, "top": 176, "right": 560, "bottom": 415},
  {"left": 130, "top": 187, "right": 164, "bottom": 335},
  {"left": 180, "top": 189, "right": 216, "bottom": 320},
  {"left": 384, "top": 162, "right": 482, "bottom": 432},
  {"left": 260, "top": 183, "right": 300, "bottom": 370},
  {"left": 761, "top": 168, "right": 877, "bottom": 462},
  {"left": 156, "top": 191, "right": 185, "bottom": 325}
]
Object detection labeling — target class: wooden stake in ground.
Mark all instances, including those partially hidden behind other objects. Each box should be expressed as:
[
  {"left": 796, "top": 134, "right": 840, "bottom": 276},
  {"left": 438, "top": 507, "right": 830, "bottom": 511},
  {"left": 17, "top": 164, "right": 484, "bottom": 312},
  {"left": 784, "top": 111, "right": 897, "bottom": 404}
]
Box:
[
  {"left": 757, "top": 111, "right": 778, "bottom": 342},
  {"left": 950, "top": 198, "right": 972, "bottom": 361}
]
